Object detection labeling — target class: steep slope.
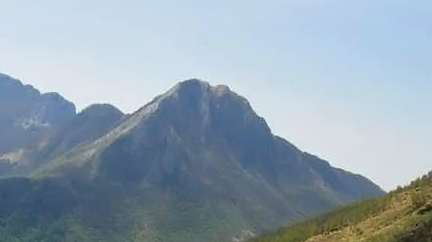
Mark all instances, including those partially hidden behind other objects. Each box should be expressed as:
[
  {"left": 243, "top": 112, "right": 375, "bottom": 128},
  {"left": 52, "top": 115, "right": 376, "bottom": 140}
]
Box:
[
  {"left": 0, "top": 74, "right": 77, "bottom": 175},
  {"left": 35, "top": 103, "right": 125, "bottom": 161},
  {"left": 0, "top": 73, "right": 127, "bottom": 176},
  {"left": 0, "top": 103, "right": 125, "bottom": 176},
  {"left": 0, "top": 73, "right": 76, "bottom": 154},
  {"left": 252, "top": 172, "right": 432, "bottom": 242},
  {"left": 19, "top": 79, "right": 384, "bottom": 242}
]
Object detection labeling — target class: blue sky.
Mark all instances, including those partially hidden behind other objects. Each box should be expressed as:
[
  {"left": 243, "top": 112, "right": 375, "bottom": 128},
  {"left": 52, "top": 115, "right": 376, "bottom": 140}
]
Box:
[{"left": 0, "top": 0, "right": 431, "bottom": 190}]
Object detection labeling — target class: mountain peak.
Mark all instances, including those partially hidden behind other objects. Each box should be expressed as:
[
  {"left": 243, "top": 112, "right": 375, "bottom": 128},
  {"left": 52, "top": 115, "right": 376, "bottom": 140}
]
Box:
[
  {"left": 158, "top": 80, "right": 257, "bottom": 128},
  {"left": 0, "top": 73, "right": 40, "bottom": 97},
  {"left": 132, "top": 79, "right": 244, "bottom": 127},
  {"left": 80, "top": 103, "right": 124, "bottom": 117},
  {"left": 0, "top": 73, "right": 76, "bottom": 154},
  {"left": 168, "top": 79, "right": 233, "bottom": 99},
  {"left": 177, "top": 78, "right": 211, "bottom": 88},
  {"left": 166, "top": 79, "right": 211, "bottom": 99},
  {"left": 0, "top": 73, "right": 21, "bottom": 85}
]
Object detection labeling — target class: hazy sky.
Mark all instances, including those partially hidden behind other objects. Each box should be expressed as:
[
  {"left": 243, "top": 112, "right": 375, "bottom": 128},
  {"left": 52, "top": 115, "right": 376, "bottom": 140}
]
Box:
[{"left": 0, "top": 0, "right": 431, "bottom": 190}]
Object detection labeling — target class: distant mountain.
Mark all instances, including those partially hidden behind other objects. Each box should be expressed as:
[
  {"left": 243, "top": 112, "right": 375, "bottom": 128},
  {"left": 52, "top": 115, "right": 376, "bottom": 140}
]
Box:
[
  {"left": 34, "top": 103, "right": 125, "bottom": 163},
  {"left": 252, "top": 172, "right": 432, "bottom": 242},
  {"left": 0, "top": 74, "right": 385, "bottom": 242},
  {"left": 0, "top": 75, "right": 124, "bottom": 176},
  {"left": 0, "top": 74, "right": 76, "bottom": 154}
]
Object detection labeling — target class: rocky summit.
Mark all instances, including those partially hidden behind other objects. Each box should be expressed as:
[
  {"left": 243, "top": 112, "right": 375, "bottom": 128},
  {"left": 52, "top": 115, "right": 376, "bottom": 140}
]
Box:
[{"left": 0, "top": 74, "right": 384, "bottom": 242}]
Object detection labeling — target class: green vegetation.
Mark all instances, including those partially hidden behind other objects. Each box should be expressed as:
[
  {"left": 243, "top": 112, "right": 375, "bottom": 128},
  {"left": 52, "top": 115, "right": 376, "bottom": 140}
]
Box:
[
  {"left": 0, "top": 176, "right": 250, "bottom": 242},
  {"left": 252, "top": 172, "right": 432, "bottom": 242}
]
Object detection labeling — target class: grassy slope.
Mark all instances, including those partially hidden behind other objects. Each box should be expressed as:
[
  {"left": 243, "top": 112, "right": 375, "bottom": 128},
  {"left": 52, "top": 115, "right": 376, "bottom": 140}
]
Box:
[{"left": 252, "top": 172, "right": 432, "bottom": 242}]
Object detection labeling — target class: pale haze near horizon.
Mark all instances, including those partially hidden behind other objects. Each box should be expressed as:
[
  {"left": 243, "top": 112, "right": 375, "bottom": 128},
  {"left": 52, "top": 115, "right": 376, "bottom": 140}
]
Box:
[{"left": 0, "top": 0, "right": 431, "bottom": 191}]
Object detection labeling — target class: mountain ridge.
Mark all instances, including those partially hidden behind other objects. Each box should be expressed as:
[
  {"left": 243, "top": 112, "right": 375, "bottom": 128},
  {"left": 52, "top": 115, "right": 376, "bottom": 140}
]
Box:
[
  {"left": 0, "top": 74, "right": 384, "bottom": 242},
  {"left": 0, "top": 74, "right": 125, "bottom": 176}
]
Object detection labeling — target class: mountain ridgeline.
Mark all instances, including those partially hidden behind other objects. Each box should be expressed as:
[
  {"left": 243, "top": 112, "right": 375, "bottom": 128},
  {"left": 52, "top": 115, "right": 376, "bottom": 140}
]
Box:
[
  {"left": 0, "top": 74, "right": 76, "bottom": 154},
  {"left": 0, "top": 74, "right": 384, "bottom": 242}
]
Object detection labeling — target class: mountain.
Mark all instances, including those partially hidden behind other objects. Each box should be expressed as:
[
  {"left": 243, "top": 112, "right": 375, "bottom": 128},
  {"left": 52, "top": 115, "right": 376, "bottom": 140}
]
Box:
[
  {"left": 0, "top": 74, "right": 76, "bottom": 154},
  {"left": 33, "top": 104, "right": 125, "bottom": 165},
  {"left": 0, "top": 75, "right": 384, "bottom": 242},
  {"left": 251, "top": 172, "right": 432, "bottom": 242},
  {"left": 0, "top": 75, "right": 124, "bottom": 176}
]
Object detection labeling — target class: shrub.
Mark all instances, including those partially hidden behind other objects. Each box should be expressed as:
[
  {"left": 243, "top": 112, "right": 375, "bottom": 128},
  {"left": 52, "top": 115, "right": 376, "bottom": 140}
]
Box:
[{"left": 410, "top": 192, "right": 426, "bottom": 210}]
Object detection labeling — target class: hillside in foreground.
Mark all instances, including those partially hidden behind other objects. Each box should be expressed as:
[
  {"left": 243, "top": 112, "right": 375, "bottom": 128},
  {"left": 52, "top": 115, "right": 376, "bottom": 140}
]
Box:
[{"left": 252, "top": 171, "right": 432, "bottom": 242}]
